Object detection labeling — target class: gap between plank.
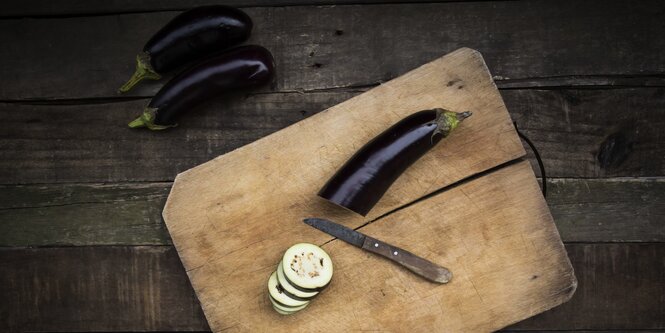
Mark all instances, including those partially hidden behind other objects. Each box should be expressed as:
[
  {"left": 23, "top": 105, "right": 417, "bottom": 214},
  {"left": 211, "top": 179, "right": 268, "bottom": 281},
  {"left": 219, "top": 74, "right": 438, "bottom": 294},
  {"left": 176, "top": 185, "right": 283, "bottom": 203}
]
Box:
[
  {"left": 1, "top": 75, "right": 663, "bottom": 106},
  {"left": 0, "top": 0, "right": 521, "bottom": 20}
]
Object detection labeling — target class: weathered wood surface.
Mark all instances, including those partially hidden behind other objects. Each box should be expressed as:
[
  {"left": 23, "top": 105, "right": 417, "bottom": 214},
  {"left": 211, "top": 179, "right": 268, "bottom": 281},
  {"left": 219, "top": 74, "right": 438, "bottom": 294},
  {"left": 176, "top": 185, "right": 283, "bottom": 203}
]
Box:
[
  {"left": 2, "top": 0, "right": 468, "bottom": 17},
  {"left": 0, "top": 183, "right": 172, "bottom": 246},
  {"left": 0, "top": 93, "right": 348, "bottom": 184},
  {"left": 510, "top": 243, "right": 665, "bottom": 330},
  {"left": 2, "top": 178, "right": 663, "bottom": 246},
  {"left": 545, "top": 178, "right": 665, "bottom": 242},
  {"left": 161, "top": 47, "right": 571, "bottom": 331},
  {"left": 2, "top": 88, "right": 663, "bottom": 184},
  {"left": 1, "top": 244, "right": 661, "bottom": 331},
  {"left": 1, "top": 1, "right": 664, "bottom": 100},
  {"left": 0, "top": 246, "right": 210, "bottom": 332},
  {"left": 507, "top": 88, "right": 665, "bottom": 178}
]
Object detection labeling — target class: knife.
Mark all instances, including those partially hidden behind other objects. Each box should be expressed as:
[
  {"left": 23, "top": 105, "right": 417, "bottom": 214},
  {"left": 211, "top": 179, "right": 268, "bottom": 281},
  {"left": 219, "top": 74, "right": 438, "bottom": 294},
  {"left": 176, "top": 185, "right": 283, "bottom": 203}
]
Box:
[{"left": 303, "top": 218, "right": 452, "bottom": 284}]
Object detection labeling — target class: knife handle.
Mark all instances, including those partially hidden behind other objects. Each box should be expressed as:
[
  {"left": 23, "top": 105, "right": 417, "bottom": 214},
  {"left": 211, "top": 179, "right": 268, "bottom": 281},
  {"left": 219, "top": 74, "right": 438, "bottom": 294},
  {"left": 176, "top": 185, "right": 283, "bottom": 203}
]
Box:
[{"left": 361, "top": 236, "right": 452, "bottom": 284}]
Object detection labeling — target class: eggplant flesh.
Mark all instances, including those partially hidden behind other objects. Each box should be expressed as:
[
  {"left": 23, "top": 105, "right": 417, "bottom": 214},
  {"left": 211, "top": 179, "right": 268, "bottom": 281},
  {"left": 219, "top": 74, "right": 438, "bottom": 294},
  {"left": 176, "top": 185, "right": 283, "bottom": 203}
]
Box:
[
  {"left": 128, "top": 45, "right": 274, "bottom": 130},
  {"left": 276, "top": 263, "right": 319, "bottom": 300},
  {"left": 119, "top": 5, "right": 252, "bottom": 92},
  {"left": 318, "top": 108, "right": 472, "bottom": 216},
  {"left": 268, "top": 272, "right": 309, "bottom": 307},
  {"left": 281, "top": 243, "right": 333, "bottom": 292},
  {"left": 267, "top": 243, "right": 333, "bottom": 315}
]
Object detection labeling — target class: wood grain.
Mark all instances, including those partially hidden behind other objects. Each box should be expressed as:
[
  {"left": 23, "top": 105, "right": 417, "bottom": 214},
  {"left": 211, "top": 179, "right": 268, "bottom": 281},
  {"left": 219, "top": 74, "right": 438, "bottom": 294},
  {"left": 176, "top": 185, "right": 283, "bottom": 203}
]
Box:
[
  {"left": 0, "top": 183, "right": 172, "bottom": 246},
  {"left": 2, "top": 178, "right": 663, "bottom": 246},
  {"left": 509, "top": 243, "right": 665, "bottom": 331},
  {"left": 1, "top": 1, "right": 664, "bottom": 99},
  {"left": 1, "top": 0, "right": 473, "bottom": 17},
  {"left": 0, "top": 246, "right": 210, "bottom": 332},
  {"left": 2, "top": 87, "right": 663, "bottom": 184},
  {"left": 546, "top": 178, "right": 665, "bottom": 242},
  {"left": 0, "top": 92, "right": 353, "bottom": 184},
  {"left": 507, "top": 88, "right": 665, "bottom": 178},
  {"left": 303, "top": 161, "right": 575, "bottom": 332},
  {"left": 4, "top": 208, "right": 664, "bottom": 329}
]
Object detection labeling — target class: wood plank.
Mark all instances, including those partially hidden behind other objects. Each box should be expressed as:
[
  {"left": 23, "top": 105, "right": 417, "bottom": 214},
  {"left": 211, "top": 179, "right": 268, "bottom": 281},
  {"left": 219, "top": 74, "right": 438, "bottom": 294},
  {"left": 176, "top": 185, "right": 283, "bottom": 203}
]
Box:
[
  {"left": 2, "top": 178, "right": 663, "bottom": 246},
  {"left": 0, "top": 183, "right": 172, "bottom": 246},
  {"left": 0, "top": 92, "right": 354, "bottom": 184},
  {"left": 0, "top": 243, "right": 661, "bottom": 331},
  {"left": 507, "top": 88, "right": 665, "bottom": 178},
  {"left": 508, "top": 243, "right": 665, "bottom": 331},
  {"left": 1, "top": 87, "right": 663, "bottom": 184},
  {"left": 1, "top": 0, "right": 468, "bottom": 17},
  {"left": 0, "top": 246, "right": 209, "bottom": 332},
  {"left": 1, "top": 1, "right": 664, "bottom": 100},
  {"left": 546, "top": 178, "right": 665, "bottom": 242}
]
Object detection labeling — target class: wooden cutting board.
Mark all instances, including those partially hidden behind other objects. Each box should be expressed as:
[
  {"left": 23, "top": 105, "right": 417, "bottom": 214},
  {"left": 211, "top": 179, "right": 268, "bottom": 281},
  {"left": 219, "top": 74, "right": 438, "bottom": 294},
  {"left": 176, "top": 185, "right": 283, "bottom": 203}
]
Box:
[{"left": 162, "top": 48, "right": 576, "bottom": 332}]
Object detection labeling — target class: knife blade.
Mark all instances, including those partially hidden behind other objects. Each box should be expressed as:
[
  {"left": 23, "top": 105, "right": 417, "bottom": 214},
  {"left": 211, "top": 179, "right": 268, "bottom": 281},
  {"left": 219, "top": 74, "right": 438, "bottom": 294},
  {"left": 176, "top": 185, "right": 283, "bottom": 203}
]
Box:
[{"left": 303, "top": 218, "right": 452, "bottom": 284}]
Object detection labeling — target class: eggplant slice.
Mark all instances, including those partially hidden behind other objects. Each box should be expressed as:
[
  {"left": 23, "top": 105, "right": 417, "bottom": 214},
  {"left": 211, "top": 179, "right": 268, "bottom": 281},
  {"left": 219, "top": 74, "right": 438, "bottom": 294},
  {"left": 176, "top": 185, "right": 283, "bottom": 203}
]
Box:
[
  {"left": 281, "top": 243, "right": 333, "bottom": 292},
  {"left": 272, "top": 305, "right": 296, "bottom": 316},
  {"left": 267, "top": 271, "right": 309, "bottom": 307},
  {"left": 276, "top": 262, "right": 319, "bottom": 300},
  {"left": 269, "top": 293, "right": 309, "bottom": 312}
]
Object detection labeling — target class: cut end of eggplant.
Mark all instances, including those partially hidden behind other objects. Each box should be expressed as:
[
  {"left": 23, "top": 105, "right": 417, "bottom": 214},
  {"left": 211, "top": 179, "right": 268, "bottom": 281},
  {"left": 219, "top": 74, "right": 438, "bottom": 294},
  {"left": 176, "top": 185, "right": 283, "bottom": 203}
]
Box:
[
  {"left": 118, "top": 52, "right": 161, "bottom": 93},
  {"left": 128, "top": 107, "right": 176, "bottom": 130},
  {"left": 282, "top": 243, "right": 333, "bottom": 291}
]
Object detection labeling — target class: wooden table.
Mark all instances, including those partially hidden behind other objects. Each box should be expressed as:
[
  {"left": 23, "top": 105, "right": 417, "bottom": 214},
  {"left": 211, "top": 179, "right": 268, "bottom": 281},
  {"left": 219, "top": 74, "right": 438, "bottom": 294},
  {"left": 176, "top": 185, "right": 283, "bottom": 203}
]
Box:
[{"left": 1, "top": 1, "right": 663, "bottom": 332}]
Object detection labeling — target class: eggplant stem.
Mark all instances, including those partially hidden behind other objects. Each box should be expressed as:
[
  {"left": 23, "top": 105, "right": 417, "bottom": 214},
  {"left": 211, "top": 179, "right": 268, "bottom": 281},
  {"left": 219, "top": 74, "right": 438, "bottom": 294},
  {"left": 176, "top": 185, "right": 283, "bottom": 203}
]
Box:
[
  {"left": 456, "top": 111, "right": 473, "bottom": 121},
  {"left": 118, "top": 52, "right": 161, "bottom": 93},
  {"left": 127, "top": 107, "right": 176, "bottom": 131},
  {"left": 431, "top": 108, "right": 472, "bottom": 143}
]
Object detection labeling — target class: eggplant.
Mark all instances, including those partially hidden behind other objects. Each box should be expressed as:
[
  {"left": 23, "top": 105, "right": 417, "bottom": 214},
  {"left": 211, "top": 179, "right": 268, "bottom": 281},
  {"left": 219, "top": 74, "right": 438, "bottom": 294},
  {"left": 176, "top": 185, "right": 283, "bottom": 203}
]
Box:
[
  {"left": 268, "top": 272, "right": 309, "bottom": 307},
  {"left": 276, "top": 262, "right": 319, "bottom": 300},
  {"left": 119, "top": 5, "right": 252, "bottom": 93},
  {"left": 128, "top": 45, "right": 274, "bottom": 130},
  {"left": 268, "top": 294, "right": 309, "bottom": 313},
  {"left": 266, "top": 243, "right": 333, "bottom": 315},
  {"left": 281, "top": 243, "right": 333, "bottom": 292},
  {"left": 272, "top": 306, "right": 296, "bottom": 316},
  {"left": 318, "top": 108, "right": 472, "bottom": 216}
]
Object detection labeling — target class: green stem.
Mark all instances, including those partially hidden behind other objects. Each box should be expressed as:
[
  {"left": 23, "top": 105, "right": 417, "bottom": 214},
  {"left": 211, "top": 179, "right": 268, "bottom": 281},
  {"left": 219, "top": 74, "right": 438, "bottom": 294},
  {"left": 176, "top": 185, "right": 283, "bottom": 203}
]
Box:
[
  {"left": 127, "top": 107, "right": 177, "bottom": 131},
  {"left": 432, "top": 108, "right": 472, "bottom": 141},
  {"left": 118, "top": 52, "right": 161, "bottom": 93}
]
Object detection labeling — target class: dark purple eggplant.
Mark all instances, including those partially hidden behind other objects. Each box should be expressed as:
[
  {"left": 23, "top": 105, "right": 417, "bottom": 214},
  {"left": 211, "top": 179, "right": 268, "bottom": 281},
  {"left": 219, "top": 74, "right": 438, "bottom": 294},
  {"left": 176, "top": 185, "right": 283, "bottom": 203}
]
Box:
[
  {"left": 119, "top": 5, "right": 252, "bottom": 93},
  {"left": 318, "top": 108, "right": 472, "bottom": 216},
  {"left": 128, "top": 45, "right": 274, "bottom": 130}
]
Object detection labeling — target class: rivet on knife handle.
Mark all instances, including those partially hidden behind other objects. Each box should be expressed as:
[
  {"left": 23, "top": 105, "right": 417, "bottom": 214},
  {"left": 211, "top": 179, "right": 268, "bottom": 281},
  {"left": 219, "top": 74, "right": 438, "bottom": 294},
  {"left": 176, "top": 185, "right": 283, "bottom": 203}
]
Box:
[{"left": 361, "top": 236, "right": 452, "bottom": 284}]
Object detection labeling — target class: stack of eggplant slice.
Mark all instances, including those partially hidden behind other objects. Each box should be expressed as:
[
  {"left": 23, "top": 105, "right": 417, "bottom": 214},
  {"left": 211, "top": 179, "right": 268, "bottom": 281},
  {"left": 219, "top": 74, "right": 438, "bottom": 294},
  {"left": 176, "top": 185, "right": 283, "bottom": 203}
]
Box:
[
  {"left": 120, "top": 5, "right": 275, "bottom": 130},
  {"left": 267, "top": 243, "right": 334, "bottom": 315}
]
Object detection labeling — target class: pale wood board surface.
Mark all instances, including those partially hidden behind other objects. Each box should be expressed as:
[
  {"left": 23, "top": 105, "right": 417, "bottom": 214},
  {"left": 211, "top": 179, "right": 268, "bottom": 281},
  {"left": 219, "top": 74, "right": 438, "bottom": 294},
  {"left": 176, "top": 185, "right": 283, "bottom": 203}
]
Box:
[
  {"left": 316, "top": 161, "right": 576, "bottom": 332},
  {"left": 161, "top": 48, "right": 573, "bottom": 332}
]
